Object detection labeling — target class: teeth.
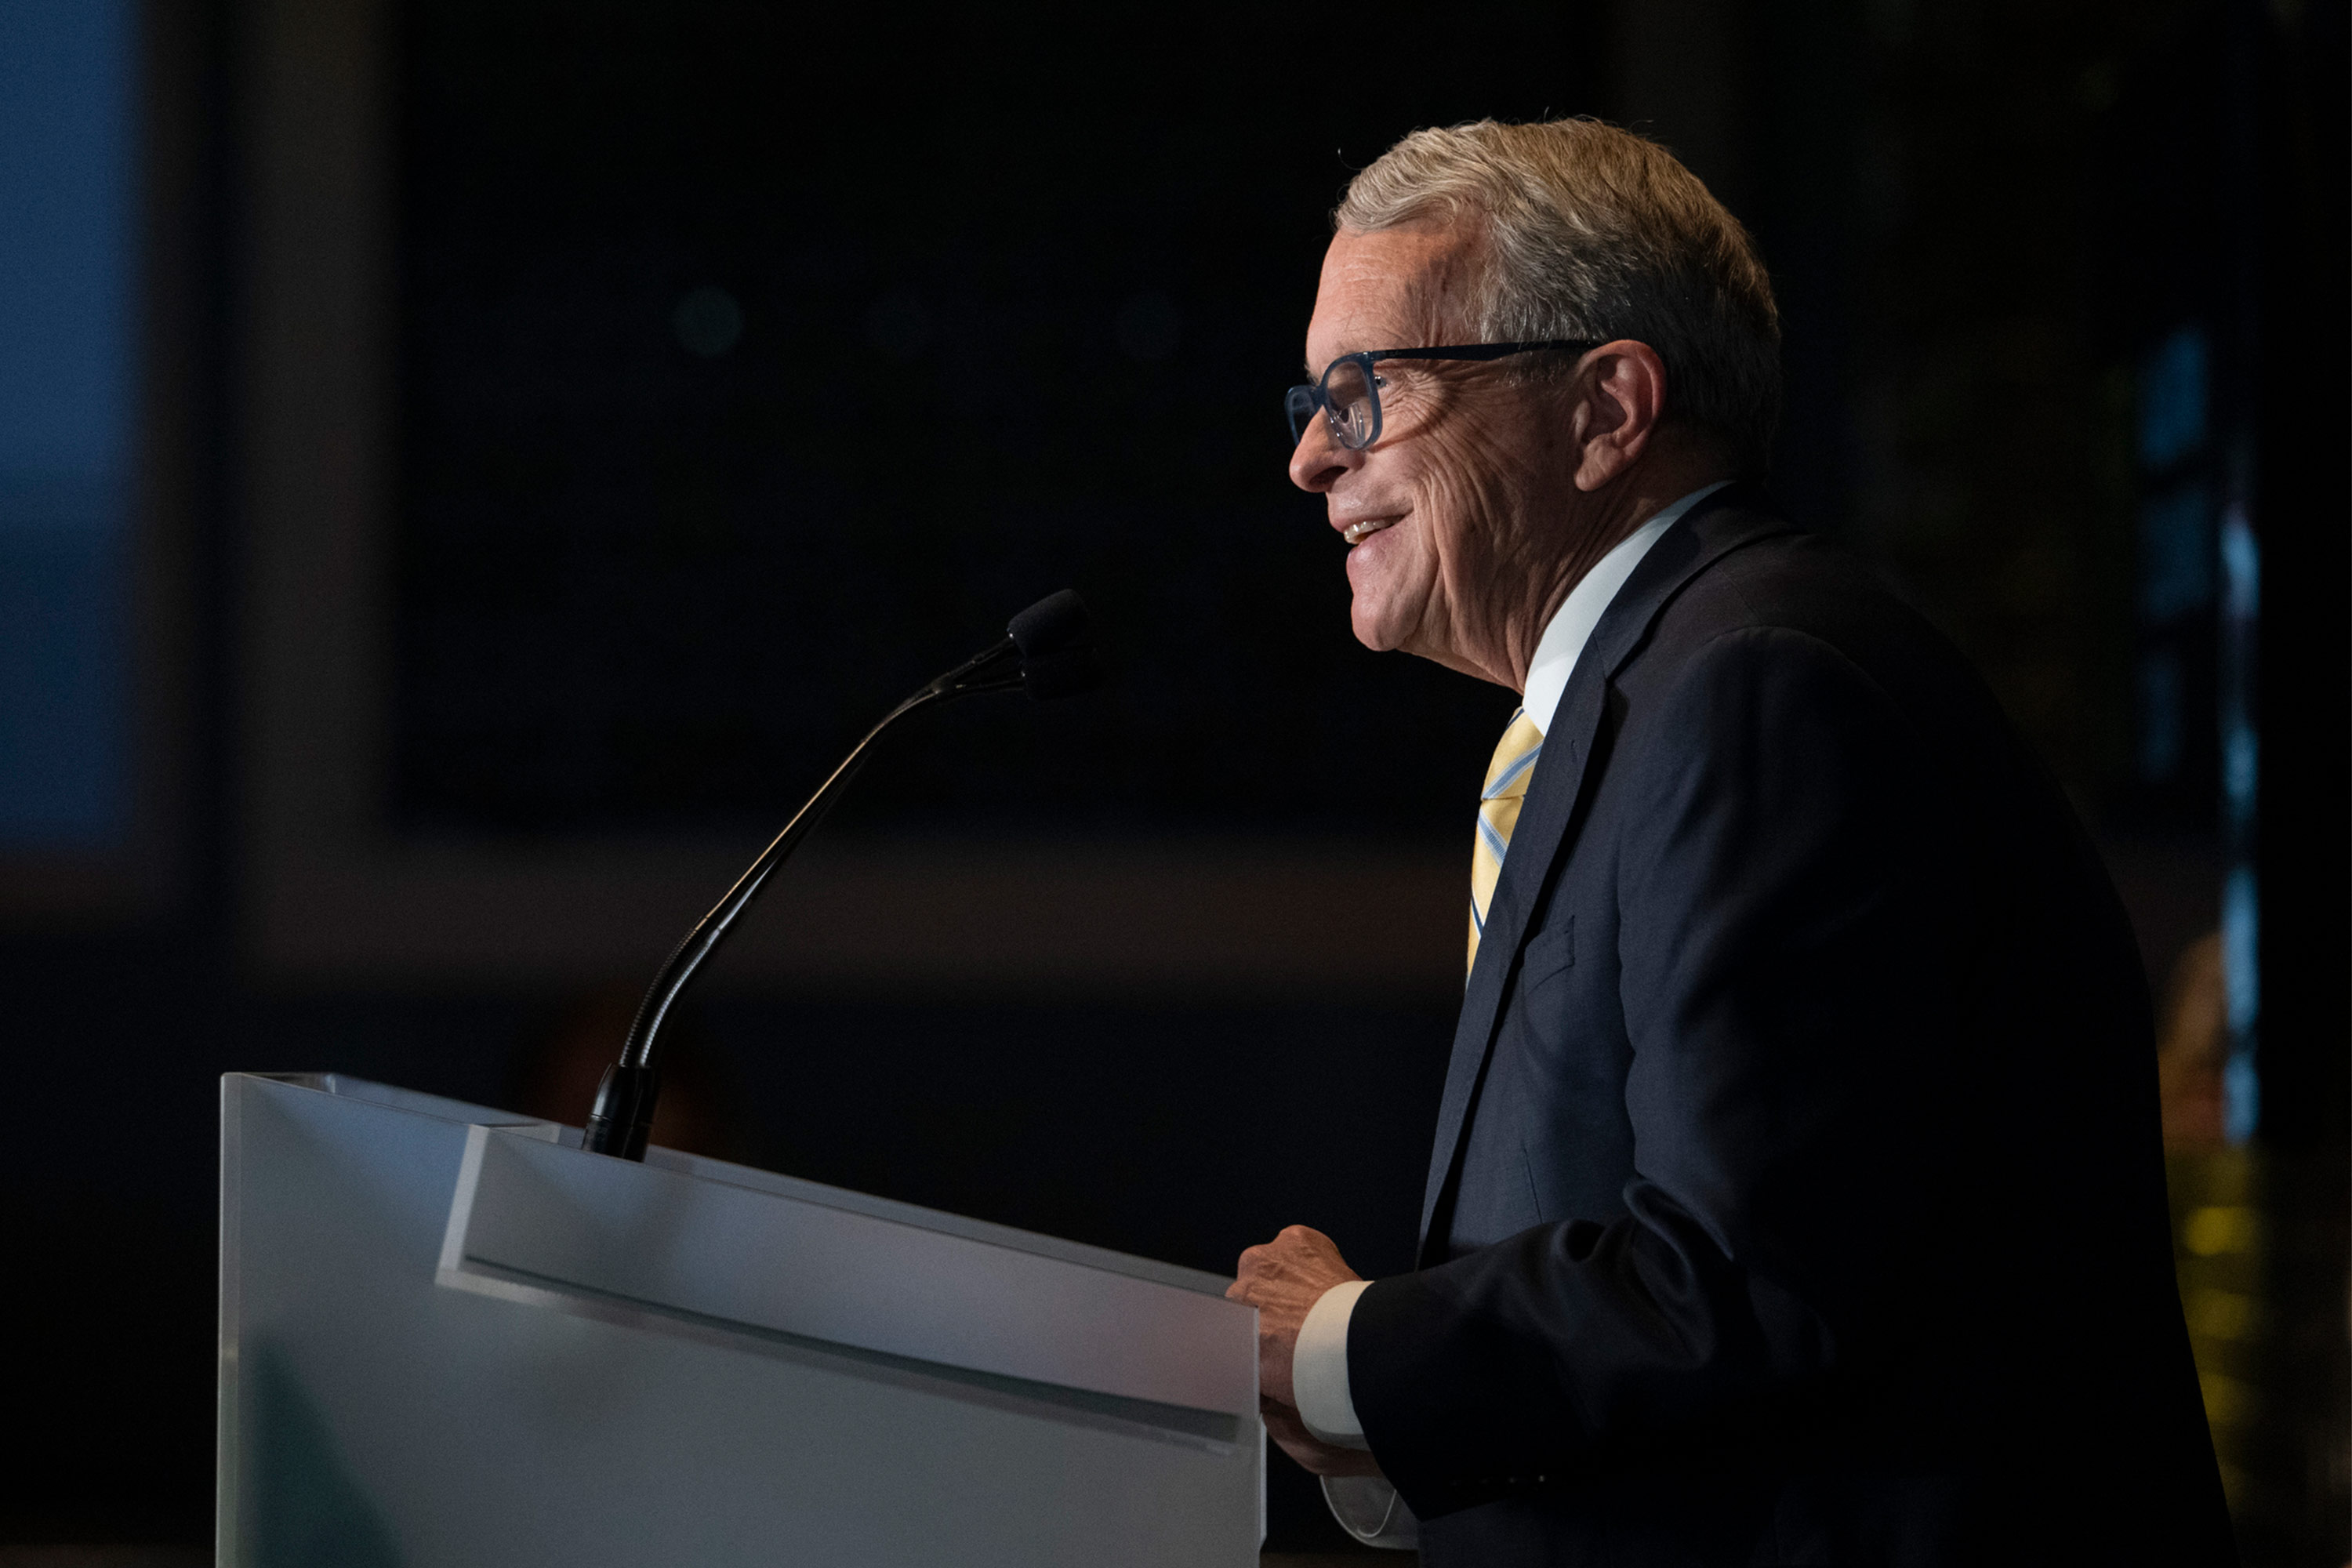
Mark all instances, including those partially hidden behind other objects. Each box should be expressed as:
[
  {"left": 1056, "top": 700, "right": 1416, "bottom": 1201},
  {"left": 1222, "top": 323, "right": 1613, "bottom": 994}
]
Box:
[{"left": 1343, "top": 519, "right": 1392, "bottom": 545}]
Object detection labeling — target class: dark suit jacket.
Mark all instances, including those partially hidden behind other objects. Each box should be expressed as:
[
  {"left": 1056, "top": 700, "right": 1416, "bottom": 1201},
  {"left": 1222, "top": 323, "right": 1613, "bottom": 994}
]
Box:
[{"left": 1348, "top": 488, "right": 2232, "bottom": 1566}]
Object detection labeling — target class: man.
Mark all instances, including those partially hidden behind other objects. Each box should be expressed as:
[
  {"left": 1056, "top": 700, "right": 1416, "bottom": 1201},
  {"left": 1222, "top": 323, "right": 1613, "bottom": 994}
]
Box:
[{"left": 1230, "top": 119, "right": 2231, "bottom": 1565}]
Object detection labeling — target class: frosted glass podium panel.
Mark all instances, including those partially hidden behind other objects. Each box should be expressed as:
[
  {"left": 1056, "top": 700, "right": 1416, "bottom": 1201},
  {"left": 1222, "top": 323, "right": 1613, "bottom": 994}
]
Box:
[{"left": 218, "top": 1073, "right": 1261, "bottom": 1566}]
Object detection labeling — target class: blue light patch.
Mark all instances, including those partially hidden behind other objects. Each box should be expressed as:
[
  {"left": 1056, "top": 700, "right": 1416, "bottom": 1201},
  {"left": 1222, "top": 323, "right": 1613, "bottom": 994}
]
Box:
[
  {"left": 2137, "top": 485, "right": 2212, "bottom": 622},
  {"left": 2137, "top": 325, "right": 2208, "bottom": 470},
  {"left": 2137, "top": 652, "right": 2183, "bottom": 784},
  {"left": 0, "top": 0, "right": 133, "bottom": 849},
  {"left": 2220, "top": 866, "right": 2259, "bottom": 1145}
]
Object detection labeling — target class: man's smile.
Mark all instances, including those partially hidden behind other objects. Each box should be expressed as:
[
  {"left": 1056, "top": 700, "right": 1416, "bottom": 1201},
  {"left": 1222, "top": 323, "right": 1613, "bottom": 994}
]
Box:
[{"left": 1341, "top": 517, "right": 1398, "bottom": 546}]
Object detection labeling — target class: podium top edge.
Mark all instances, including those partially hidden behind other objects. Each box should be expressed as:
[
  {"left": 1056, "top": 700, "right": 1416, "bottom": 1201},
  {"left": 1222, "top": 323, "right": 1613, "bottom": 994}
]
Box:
[{"left": 222, "top": 1071, "right": 1240, "bottom": 1301}]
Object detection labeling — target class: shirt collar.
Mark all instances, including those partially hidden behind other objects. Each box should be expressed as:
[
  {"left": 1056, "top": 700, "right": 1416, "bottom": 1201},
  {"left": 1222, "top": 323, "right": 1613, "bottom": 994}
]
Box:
[{"left": 1519, "top": 481, "right": 1732, "bottom": 735}]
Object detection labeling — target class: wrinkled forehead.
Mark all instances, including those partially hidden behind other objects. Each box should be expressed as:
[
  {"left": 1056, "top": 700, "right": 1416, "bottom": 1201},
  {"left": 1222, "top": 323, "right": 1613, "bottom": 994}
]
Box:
[{"left": 1305, "top": 223, "right": 1483, "bottom": 370}]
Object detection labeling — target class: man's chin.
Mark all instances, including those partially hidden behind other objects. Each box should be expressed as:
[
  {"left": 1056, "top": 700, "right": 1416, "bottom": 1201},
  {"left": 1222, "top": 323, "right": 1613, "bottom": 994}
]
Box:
[{"left": 1348, "top": 604, "right": 1406, "bottom": 653}]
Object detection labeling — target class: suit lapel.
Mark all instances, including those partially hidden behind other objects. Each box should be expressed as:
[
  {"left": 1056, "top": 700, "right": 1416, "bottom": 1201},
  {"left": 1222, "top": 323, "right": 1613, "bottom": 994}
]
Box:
[{"left": 1417, "top": 490, "right": 1794, "bottom": 1253}]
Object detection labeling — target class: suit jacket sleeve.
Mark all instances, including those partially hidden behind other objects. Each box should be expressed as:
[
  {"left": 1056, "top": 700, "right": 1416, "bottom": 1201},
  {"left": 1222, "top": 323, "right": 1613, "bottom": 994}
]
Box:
[{"left": 1348, "top": 624, "right": 1971, "bottom": 1518}]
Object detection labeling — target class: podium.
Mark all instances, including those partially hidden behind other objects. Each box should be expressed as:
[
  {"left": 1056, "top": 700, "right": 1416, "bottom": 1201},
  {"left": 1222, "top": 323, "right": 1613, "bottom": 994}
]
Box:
[{"left": 217, "top": 1073, "right": 1262, "bottom": 1565}]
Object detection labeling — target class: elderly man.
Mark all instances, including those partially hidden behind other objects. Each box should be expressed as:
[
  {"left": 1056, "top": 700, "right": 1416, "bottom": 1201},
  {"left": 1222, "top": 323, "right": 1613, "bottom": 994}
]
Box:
[{"left": 1231, "top": 120, "right": 2230, "bottom": 1565}]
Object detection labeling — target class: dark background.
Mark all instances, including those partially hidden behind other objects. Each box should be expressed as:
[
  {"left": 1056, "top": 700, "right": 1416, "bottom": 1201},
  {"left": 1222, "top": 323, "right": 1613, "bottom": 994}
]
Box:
[
  {"left": 390, "top": 2, "right": 1581, "bottom": 838},
  {"left": 2, "top": 0, "right": 2344, "bottom": 1558}
]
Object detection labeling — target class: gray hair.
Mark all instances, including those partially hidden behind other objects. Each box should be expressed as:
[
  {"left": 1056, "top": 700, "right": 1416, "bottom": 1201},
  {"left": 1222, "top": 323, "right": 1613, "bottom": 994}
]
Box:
[{"left": 1336, "top": 118, "right": 1782, "bottom": 472}]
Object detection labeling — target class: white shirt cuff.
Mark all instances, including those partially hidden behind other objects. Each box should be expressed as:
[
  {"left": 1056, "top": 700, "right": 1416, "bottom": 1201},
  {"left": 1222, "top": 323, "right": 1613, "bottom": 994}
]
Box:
[{"left": 1291, "top": 1278, "right": 1372, "bottom": 1449}]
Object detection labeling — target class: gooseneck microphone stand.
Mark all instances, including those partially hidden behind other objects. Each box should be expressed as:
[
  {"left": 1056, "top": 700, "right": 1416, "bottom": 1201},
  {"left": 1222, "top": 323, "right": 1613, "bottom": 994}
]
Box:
[{"left": 582, "top": 591, "right": 1097, "bottom": 1159}]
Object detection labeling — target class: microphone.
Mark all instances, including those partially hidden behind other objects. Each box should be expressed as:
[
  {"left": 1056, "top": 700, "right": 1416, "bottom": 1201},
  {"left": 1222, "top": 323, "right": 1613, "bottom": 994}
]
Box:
[{"left": 582, "top": 591, "right": 1100, "bottom": 1160}]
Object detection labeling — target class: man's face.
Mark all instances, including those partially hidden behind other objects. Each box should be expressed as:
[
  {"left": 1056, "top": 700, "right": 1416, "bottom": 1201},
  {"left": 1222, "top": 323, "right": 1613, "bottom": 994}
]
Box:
[{"left": 1290, "top": 226, "right": 1579, "bottom": 676}]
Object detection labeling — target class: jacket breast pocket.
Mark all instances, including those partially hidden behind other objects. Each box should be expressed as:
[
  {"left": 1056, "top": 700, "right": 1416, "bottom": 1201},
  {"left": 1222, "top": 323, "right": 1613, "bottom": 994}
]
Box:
[{"left": 1519, "top": 913, "right": 1575, "bottom": 995}]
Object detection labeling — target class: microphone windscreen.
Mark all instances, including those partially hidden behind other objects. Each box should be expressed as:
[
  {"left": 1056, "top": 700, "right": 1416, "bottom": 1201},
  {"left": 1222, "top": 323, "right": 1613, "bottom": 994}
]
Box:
[{"left": 1007, "top": 590, "right": 1091, "bottom": 659}]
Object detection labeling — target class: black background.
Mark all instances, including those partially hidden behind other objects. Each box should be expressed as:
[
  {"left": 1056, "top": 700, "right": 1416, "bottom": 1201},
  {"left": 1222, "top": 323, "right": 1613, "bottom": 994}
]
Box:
[{"left": 393, "top": 3, "right": 1596, "bottom": 838}]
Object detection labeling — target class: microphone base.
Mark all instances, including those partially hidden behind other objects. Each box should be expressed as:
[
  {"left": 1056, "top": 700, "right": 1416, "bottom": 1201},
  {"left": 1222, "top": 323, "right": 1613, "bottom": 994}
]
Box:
[{"left": 581, "top": 1063, "right": 660, "bottom": 1160}]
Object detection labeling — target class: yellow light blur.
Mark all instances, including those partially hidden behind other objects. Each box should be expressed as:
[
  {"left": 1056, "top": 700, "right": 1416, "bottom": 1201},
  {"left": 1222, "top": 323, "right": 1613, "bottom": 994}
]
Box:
[{"left": 2182, "top": 1204, "right": 2261, "bottom": 1256}]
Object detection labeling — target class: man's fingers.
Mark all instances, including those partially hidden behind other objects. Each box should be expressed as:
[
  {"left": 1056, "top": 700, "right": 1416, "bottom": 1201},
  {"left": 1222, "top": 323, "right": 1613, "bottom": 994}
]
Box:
[
  {"left": 1236, "top": 1229, "right": 1331, "bottom": 1279},
  {"left": 1233, "top": 1224, "right": 1363, "bottom": 1305}
]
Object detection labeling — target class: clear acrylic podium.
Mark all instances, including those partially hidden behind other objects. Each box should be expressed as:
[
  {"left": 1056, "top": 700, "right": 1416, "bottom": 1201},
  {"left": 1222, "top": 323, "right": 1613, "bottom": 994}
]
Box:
[{"left": 217, "top": 1073, "right": 1263, "bottom": 1566}]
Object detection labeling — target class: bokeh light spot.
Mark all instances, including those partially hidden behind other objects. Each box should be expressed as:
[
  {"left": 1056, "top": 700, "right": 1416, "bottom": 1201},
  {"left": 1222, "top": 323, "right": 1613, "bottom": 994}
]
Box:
[{"left": 673, "top": 285, "right": 745, "bottom": 357}]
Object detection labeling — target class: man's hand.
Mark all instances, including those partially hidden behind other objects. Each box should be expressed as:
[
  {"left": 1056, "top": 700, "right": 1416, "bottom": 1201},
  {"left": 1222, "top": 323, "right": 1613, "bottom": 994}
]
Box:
[
  {"left": 1229, "top": 1224, "right": 1382, "bottom": 1475},
  {"left": 1229, "top": 1224, "right": 1359, "bottom": 1406},
  {"left": 1261, "top": 1396, "right": 1387, "bottom": 1478}
]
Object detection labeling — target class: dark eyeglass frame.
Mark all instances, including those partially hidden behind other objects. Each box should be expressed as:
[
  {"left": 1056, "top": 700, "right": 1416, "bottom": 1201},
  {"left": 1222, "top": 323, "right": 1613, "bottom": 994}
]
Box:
[{"left": 1285, "top": 339, "right": 1602, "bottom": 450}]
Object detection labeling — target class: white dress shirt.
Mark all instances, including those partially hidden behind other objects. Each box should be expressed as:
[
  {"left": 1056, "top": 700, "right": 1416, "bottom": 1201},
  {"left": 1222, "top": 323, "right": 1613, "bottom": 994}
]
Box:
[{"left": 1292, "top": 481, "right": 1730, "bottom": 1546}]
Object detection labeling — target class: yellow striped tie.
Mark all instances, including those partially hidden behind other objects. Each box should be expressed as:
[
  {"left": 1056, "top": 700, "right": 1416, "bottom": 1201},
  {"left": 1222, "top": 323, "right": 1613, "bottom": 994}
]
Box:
[{"left": 1469, "top": 708, "right": 1546, "bottom": 975}]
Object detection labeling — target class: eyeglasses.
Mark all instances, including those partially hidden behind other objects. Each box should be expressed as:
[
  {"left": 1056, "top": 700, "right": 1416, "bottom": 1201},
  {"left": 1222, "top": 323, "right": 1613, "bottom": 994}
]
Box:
[{"left": 1284, "top": 340, "right": 1600, "bottom": 451}]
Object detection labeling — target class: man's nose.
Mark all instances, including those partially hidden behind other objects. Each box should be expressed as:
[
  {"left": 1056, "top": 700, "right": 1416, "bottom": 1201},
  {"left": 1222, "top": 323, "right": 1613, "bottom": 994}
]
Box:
[{"left": 1287, "top": 423, "right": 1355, "bottom": 493}]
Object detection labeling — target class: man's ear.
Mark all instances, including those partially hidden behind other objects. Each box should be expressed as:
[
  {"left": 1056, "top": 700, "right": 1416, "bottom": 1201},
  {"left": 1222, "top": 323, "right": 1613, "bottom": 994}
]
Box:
[{"left": 1570, "top": 339, "right": 1669, "bottom": 492}]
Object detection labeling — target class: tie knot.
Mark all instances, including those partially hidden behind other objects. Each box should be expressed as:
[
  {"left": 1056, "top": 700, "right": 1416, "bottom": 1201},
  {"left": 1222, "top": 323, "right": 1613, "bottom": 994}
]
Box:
[{"left": 1482, "top": 710, "right": 1545, "bottom": 803}]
